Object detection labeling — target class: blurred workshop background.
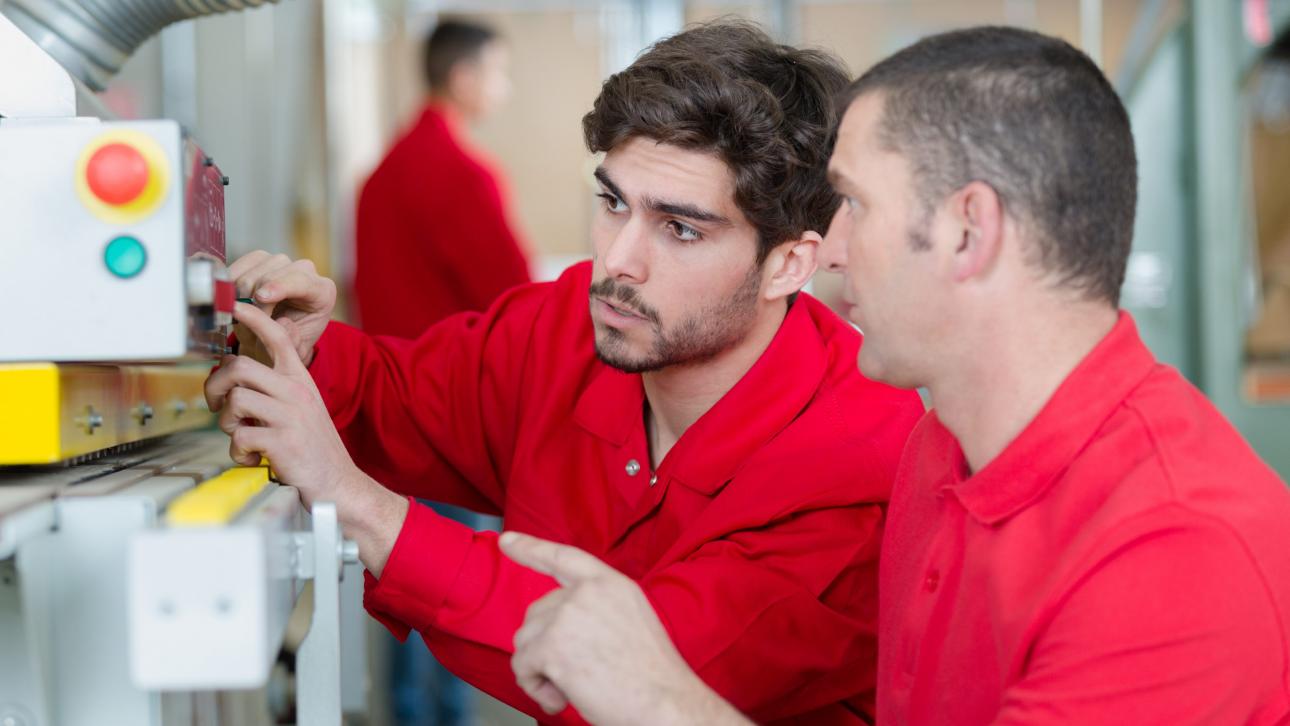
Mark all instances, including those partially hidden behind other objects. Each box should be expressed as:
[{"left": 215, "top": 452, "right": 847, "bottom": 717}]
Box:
[{"left": 4, "top": 1, "right": 1289, "bottom": 724}]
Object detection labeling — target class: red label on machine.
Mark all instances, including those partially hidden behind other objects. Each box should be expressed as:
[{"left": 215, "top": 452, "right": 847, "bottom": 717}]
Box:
[{"left": 215, "top": 279, "right": 235, "bottom": 313}]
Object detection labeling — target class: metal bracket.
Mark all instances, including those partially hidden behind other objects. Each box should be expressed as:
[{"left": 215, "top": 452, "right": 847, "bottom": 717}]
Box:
[
  {"left": 0, "top": 502, "right": 55, "bottom": 561},
  {"left": 295, "top": 502, "right": 342, "bottom": 725}
]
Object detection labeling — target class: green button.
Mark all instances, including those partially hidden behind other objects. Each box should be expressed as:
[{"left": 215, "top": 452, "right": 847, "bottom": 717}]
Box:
[{"left": 104, "top": 235, "right": 147, "bottom": 279}]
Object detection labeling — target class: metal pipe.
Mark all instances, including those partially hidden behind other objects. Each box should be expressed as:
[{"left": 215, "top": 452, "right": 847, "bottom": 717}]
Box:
[
  {"left": 1114, "top": 0, "right": 1170, "bottom": 93},
  {"left": 0, "top": 0, "right": 280, "bottom": 91}
]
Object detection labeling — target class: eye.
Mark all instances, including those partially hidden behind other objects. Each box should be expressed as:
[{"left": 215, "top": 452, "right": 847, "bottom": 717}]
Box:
[
  {"left": 666, "top": 220, "right": 702, "bottom": 242},
  {"left": 597, "top": 192, "right": 627, "bottom": 214},
  {"left": 845, "top": 196, "right": 860, "bottom": 212}
]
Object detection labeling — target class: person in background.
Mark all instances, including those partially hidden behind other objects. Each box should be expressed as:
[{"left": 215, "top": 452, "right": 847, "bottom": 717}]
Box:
[
  {"left": 353, "top": 18, "right": 531, "bottom": 339},
  {"left": 353, "top": 18, "right": 530, "bottom": 726},
  {"left": 495, "top": 25, "right": 1290, "bottom": 726}
]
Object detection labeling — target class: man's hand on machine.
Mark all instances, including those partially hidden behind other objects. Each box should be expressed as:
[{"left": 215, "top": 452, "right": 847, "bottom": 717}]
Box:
[
  {"left": 227, "top": 251, "right": 337, "bottom": 368},
  {"left": 205, "top": 301, "right": 408, "bottom": 576}
]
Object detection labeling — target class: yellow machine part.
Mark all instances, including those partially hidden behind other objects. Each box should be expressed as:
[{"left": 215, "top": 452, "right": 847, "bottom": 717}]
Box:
[
  {"left": 166, "top": 465, "right": 272, "bottom": 526},
  {"left": 0, "top": 363, "right": 215, "bottom": 465}
]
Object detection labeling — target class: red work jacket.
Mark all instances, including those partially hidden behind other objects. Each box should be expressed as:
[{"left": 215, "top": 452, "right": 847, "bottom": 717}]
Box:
[
  {"left": 353, "top": 103, "right": 531, "bottom": 338},
  {"left": 878, "top": 312, "right": 1290, "bottom": 725},
  {"left": 309, "top": 261, "right": 924, "bottom": 723}
]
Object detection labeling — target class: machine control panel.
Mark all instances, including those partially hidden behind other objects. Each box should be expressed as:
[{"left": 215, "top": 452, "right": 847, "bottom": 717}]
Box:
[{"left": 0, "top": 119, "right": 231, "bottom": 362}]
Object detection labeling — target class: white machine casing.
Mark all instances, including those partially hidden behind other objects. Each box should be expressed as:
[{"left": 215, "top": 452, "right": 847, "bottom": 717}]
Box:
[
  {"left": 128, "top": 487, "right": 303, "bottom": 690},
  {"left": 0, "top": 118, "right": 229, "bottom": 362}
]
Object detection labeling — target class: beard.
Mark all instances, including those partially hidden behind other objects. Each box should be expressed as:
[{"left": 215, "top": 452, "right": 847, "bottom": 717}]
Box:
[{"left": 590, "top": 263, "right": 762, "bottom": 374}]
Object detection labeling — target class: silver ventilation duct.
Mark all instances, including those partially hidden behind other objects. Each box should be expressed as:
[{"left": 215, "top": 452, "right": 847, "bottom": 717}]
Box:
[{"left": 1, "top": 0, "right": 281, "bottom": 91}]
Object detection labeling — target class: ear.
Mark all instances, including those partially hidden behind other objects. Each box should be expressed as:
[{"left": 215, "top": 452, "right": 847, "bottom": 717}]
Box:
[
  {"left": 763, "top": 232, "right": 821, "bottom": 301},
  {"left": 949, "top": 181, "right": 1004, "bottom": 283},
  {"left": 446, "top": 60, "right": 479, "bottom": 100}
]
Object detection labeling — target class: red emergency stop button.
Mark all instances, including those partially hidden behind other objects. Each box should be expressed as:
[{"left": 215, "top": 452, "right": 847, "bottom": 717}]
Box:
[
  {"left": 76, "top": 129, "right": 169, "bottom": 223},
  {"left": 86, "top": 143, "right": 150, "bottom": 205}
]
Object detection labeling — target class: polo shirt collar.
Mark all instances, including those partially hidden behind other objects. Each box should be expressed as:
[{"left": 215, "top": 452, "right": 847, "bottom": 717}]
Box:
[
  {"left": 419, "top": 102, "right": 462, "bottom": 137},
  {"left": 946, "top": 311, "right": 1157, "bottom": 525},
  {"left": 574, "top": 298, "right": 829, "bottom": 494}
]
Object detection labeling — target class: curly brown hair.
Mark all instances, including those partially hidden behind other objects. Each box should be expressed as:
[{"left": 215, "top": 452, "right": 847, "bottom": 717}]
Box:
[{"left": 583, "top": 20, "right": 850, "bottom": 263}]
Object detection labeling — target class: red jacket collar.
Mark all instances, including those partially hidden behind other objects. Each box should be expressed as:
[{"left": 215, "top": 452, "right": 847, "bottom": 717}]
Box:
[
  {"left": 939, "top": 311, "right": 1158, "bottom": 525},
  {"left": 574, "top": 296, "right": 829, "bottom": 494},
  {"left": 418, "top": 102, "right": 462, "bottom": 134}
]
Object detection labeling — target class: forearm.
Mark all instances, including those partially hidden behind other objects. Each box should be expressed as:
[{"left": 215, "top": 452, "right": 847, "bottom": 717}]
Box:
[
  {"left": 654, "top": 679, "right": 752, "bottom": 726},
  {"left": 336, "top": 472, "right": 409, "bottom": 578}
]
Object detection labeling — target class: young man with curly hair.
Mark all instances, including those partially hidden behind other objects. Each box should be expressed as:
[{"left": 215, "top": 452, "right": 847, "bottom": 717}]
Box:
[{"left": 206, "top": 21, "right": 924, "bottom": 724}]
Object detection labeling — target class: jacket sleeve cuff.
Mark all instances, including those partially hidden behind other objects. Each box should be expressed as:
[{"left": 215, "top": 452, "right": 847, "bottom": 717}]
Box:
[{"left": 362, "top": 498, "right": 475, "bottom": 638}]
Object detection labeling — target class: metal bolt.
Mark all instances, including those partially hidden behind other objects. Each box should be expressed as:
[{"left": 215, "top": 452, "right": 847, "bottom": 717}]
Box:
[
  {"left": 220, "top": 175, "right": 230, "bottom": 186},
  {"left": 135, "top": 402, "right": 154, "bottom": 426},
  {"left": 83, "top": 407, "right": 103, "bottom": 434},
  {"left": 340, "top": 539, "right": 360, "bottom": 565},
  {"left": 203, "top": 156, "right": 215, "bottom": 167},
  {"left": 172, "top": 399, "right": 188, "bottom": 416}
]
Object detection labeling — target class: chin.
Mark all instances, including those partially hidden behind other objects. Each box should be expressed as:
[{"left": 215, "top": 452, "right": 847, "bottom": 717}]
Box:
[
  {"left": 856, "top": 346, "right": 910, "bottom": 388},
  {"left": 593, "top": 330, "right": 653, "bottom": 373}
]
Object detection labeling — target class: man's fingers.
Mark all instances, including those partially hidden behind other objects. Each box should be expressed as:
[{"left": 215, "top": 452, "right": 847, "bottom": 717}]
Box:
[
  {"left": 231, "top": 252, "right": 291, "bottom": 299},
  {"left": 217, "top": 387, "right": 285, "bottom": 435},
  {"left": 233, "top": 303, "right": 304, "bottom": 373},
  {"left": 512, "top": 647, "right": 570, "bottom": 715},
  {"left": 499, "top": 532, "right": 610, "bottom": 586},
  {"left": 513, "top": 589, "right": 566, "bottom": 651},
  {"left": 226, "top": 250, "right": 272, "bottom": 280},
  {"left": 228, "top": 425, "right": 269, "bottom": 467},
  {"left": 255, "top": 262, "right": 335, "bottom": 308},
  {"left": 205, "top": 354, "right": 285, "bottom": 411},
  {"left": 528, "top": 678, "right": 570, "bottom": 716}
]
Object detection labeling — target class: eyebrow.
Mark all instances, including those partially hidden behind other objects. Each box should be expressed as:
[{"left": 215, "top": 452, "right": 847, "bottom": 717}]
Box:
[
  {"left": 594, "top": 166, "right": 733, "bottom": 227},
  {"left": 826, "top": 165, "right": 849, "bottom": 190}
]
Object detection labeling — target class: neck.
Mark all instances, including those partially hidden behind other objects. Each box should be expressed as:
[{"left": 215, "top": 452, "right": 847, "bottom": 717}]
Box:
[
  {"left": 927, "top": 299, "right": 1118, "bottom": 474},
  {"left": 642, "top": 303, "right": 787, "bottom": 467},
  {"left": 427, "top": 94, "right": 470, "bottom": 125}
]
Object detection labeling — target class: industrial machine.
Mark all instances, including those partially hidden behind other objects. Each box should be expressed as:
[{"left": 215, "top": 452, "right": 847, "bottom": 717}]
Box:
[{"left": 0, "top": 2, "right": 358, "bottom": 724}]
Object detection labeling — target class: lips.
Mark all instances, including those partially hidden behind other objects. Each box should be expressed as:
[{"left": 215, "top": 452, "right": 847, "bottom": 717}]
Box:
[{"left": 598, "top": 297, "right": 645, "bottom": 320}]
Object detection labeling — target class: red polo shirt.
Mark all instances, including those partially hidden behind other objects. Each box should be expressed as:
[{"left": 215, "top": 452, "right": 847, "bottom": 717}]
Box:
[
  {"left": 353, "top": 103, "right": 531, "bottom": 338},
  {"left": 309, "top": 261, "right": 924, "bottom": 723},
  {"left": 878, "top": 312, "right": 1290, "bottom": 725}
]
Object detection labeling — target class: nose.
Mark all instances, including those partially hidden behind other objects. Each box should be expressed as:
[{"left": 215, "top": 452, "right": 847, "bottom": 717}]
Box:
[
  {"left": 602, "top": 215, "right": 650, "bottom": 284},
  {"left": 819, "top": 202, "right": 849, "bottom": 273}
]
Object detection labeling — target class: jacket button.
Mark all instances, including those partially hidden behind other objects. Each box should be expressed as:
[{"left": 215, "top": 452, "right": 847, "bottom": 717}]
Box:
[
  {"left": 924, "top": 569, "right": 940, "bottom": 593},
  {"left": 625, "top": 459, "right": 640, "bottom": 476},
  {"left": 649, "top": 473, "right": 658, "bottom": 487}
]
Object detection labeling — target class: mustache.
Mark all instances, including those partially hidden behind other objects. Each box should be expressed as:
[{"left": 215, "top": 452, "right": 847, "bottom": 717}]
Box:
[{"left": 589, "top": 278, "right": 661, "bottom": 324}]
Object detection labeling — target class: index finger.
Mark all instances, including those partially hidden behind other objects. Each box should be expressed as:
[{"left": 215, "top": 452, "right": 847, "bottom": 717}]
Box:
[
  {"left": 499, "top": 532, "right": 611, "bottom": 587},
  {"left": 255, "top": 265, "right": 335, "bottom": 308},
  {"left": 227, "top": 250, "right": 273, "bottom": 280},
  {"left": 232, "top": 302, "right": 304, "bottom": 374}
]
